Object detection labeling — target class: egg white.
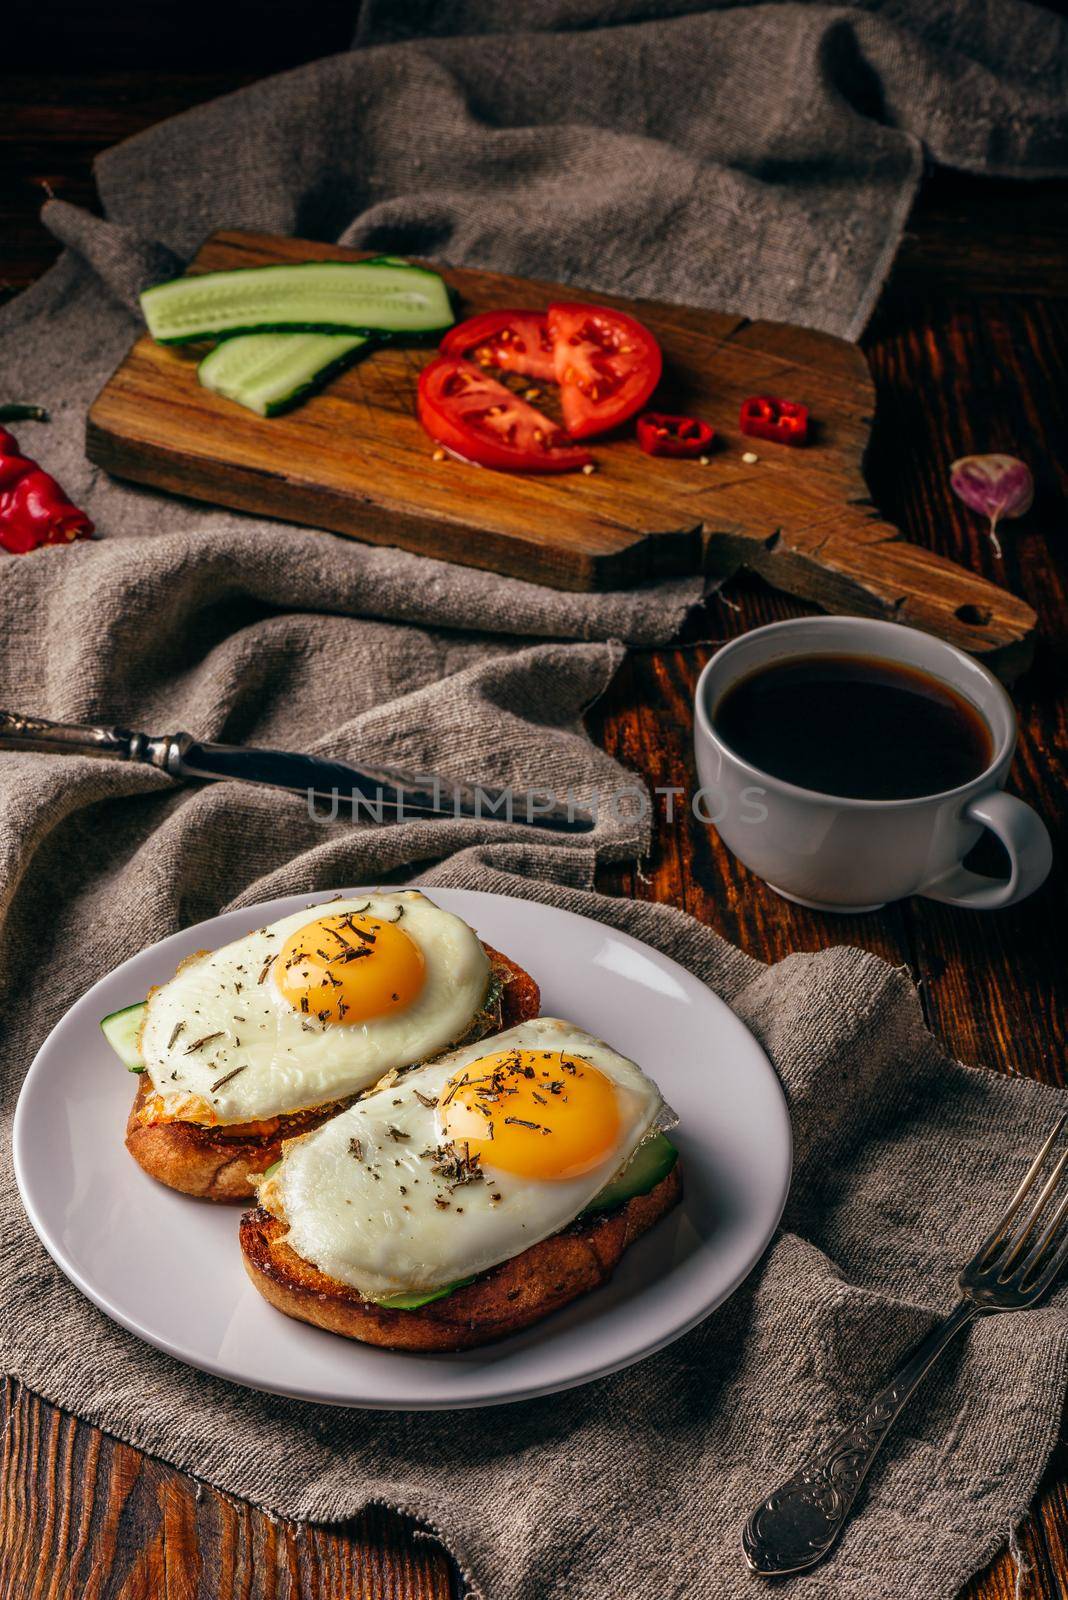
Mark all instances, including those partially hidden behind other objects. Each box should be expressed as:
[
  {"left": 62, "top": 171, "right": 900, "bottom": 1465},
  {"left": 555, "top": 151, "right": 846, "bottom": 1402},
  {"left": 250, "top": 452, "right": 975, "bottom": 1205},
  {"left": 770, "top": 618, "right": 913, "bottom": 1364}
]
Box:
[
  {"left": 259, "top": 1017, "right": 667, "bottom": 1300},
  {"left": 138, "top": 892, "right": 491, "bottom": 1124}
]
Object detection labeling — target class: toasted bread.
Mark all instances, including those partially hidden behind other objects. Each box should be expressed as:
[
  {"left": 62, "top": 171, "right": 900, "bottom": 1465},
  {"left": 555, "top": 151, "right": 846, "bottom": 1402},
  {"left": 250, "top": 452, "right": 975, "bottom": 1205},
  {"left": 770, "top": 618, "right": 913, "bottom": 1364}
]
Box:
[
  {"left": 125, "top": 942, "right": 539, "bottom": 1202},
  {"left": 239, "top": 1164, "right": 682, "bottom": 1351}
]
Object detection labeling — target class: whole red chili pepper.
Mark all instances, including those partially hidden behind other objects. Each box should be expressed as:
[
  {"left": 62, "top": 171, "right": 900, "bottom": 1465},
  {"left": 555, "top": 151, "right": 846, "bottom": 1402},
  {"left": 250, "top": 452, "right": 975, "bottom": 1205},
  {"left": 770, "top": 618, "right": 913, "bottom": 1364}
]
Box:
[
  {"left": 739, "top": 395, "right": 809, "bottom": 446},
  {"left": 0, "top": 428, "right": 94, "bottom": 554},
  {"left": 636, "top": 412, "right": 716, "bottom": 459}
]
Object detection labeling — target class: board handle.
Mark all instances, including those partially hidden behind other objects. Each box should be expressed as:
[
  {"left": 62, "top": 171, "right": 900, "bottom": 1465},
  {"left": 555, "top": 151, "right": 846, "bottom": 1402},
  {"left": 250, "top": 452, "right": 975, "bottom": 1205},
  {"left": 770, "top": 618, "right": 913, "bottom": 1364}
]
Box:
[{"left": 703, "top": 512, "right": 1036, "bottom": 682}]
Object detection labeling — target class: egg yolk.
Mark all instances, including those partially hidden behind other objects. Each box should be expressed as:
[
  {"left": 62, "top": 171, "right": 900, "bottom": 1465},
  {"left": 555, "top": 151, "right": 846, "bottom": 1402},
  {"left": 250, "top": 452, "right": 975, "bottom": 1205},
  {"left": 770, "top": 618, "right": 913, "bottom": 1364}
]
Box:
[
  {"left": 275, "top": 911, "right": 425, "bottom": 1025},
  {"left": 439, "top": 1049, "right": 622, "bottom": 1180}
]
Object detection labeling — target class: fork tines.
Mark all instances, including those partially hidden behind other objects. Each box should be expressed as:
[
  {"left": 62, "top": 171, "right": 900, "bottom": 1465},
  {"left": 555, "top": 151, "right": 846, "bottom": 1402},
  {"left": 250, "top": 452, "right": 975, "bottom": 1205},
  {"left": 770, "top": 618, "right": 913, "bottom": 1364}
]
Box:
[{"left": 967, "top": 1113, "right": 1068, "bottom": 1303}]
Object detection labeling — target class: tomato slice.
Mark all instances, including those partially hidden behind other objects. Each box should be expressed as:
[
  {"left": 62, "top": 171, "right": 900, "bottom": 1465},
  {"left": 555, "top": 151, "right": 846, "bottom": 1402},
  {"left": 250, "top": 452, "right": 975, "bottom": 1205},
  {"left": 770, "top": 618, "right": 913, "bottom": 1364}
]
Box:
[
  {"left": 548, "top": 302, "right": 662, "bottom": 440},
  {"left": 440, "top": 310, "right": 556, "bottom": 385},
  {"left": 417, "top": 357, "right": 593, "bottom": 474}
]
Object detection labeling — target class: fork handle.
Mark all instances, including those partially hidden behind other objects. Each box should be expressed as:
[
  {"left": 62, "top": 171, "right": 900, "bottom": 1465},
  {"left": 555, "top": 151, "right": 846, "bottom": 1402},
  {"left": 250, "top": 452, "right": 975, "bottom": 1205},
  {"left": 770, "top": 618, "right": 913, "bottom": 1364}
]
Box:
[{"left": 742, "top": 1297, "right": 980, "bottom": 1576}]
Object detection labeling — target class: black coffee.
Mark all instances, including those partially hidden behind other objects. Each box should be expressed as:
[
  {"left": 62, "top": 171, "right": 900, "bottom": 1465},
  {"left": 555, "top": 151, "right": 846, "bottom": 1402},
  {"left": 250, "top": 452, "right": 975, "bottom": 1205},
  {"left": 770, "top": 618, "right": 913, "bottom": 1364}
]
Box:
[{"left": 713, "top": 652, "right": 993, "bottom": 800}]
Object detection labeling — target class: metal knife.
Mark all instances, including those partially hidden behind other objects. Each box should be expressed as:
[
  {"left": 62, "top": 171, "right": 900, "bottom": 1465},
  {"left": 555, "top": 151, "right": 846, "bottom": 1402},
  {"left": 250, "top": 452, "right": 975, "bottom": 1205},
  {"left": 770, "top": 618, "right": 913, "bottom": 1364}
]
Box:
[{"left": 0, "top": 710, "right": 595, "bottom": 833}]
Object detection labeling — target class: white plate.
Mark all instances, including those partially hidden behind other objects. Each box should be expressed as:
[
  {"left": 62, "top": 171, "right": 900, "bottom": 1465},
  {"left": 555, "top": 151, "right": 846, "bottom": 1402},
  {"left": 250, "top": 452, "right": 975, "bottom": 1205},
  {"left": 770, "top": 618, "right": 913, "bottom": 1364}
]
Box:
[{"left": 14, "top": 888, "right": 791, "bottom": 1410}]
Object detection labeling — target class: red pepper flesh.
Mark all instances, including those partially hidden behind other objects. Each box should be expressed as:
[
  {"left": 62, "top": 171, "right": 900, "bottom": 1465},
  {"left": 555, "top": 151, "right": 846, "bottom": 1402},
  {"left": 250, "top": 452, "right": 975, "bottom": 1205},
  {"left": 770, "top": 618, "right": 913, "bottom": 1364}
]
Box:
[
  {"left": 739, "top": 395, "right": 809, "bottom": 446},
  {"left": 0, "top": 430, "right": 94, "bottom": 554},
  {"left": 636, "top": 412, "right": 715, "bottom": 459}
]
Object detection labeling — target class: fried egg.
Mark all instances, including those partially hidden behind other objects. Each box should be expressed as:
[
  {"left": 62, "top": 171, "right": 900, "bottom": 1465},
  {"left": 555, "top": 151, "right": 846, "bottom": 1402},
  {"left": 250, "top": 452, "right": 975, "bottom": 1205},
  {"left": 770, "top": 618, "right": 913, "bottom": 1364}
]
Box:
[
  {"left": 257, "top": 1017, "right": 670, "bottom": 1300},
  {"left": 138, "top": 892, "right": 491, "bottom": 1125}
]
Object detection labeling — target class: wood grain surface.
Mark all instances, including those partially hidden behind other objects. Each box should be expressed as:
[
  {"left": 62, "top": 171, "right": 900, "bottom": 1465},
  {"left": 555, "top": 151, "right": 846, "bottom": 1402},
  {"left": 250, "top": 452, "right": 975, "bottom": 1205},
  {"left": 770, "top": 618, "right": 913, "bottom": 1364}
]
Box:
[
  {"left": 86, "top": 229, "right": 1035, "bottom": 667},
  {"left": 3, "top": 41, "right": 1068, "bottom": 1600}
]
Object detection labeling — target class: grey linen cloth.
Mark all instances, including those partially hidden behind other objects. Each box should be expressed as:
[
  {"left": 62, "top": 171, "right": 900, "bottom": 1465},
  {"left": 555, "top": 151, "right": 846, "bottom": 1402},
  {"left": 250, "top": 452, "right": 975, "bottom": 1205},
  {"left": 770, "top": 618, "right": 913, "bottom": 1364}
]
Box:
[
  {"left": 1, "top": 3, "right": 1067, "bottom": 1596},
  {"left": 41, "top": 0, "right": 1068, "bottom": 344}
]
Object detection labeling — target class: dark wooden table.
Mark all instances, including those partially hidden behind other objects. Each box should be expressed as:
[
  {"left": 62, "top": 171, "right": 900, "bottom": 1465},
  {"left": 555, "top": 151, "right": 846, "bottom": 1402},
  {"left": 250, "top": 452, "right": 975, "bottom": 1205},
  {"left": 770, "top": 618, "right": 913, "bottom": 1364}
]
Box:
[{"left": 3, "top": 15, "right": 1067, "bottom": 1596}]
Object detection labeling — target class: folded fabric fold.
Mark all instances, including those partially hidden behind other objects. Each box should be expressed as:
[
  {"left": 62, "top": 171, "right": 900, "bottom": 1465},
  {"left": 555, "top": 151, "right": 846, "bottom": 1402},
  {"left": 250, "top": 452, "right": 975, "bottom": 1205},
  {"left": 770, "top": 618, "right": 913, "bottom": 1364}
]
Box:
[{"left": 41, "top": 200, "right": 182, "bottom": 312}]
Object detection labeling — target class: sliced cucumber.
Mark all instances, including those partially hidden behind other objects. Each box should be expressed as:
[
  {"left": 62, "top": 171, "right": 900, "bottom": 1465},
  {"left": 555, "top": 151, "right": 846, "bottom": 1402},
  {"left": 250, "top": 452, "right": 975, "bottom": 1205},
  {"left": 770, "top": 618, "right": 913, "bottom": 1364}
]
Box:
[
  {"left": 141, "top": 260, "right": 454, "bottom": 345},
  {"left": 581, "top": 1133, "right": 678, "bottom": 1216},
  {"left": 101, "top": 1001, "right": 147, "bottom": 1071},
  {"left": 376, "top": 1276, "right": 475, "bottom": 1310},
  {"left": 198, "top": 332, "right": 369, "bottom": 416}
]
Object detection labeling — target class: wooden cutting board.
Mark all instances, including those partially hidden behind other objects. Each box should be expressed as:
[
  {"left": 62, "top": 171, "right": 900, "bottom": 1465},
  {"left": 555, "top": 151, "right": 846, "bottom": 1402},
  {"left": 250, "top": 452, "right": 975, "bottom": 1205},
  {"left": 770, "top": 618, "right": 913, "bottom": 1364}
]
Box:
[{"left": 87, "top": 230, "right": 1035, "bottom": 675}]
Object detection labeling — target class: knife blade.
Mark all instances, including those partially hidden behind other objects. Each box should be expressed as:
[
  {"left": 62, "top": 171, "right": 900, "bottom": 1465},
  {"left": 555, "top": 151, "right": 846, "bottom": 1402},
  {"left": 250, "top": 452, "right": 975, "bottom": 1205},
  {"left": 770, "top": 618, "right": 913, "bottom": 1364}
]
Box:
[{"left": 0, "top": 711, "right": 595, "bottom": 833}]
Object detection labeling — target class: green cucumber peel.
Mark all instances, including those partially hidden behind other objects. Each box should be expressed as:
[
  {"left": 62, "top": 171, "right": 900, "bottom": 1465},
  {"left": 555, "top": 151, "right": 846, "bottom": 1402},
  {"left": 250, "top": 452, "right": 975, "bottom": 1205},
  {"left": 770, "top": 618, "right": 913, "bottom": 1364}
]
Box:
[
  {"left": 580, "top": 1133, "right": 678, "bottom": 1216},
  {"left": 100, "top": 1001, "right": 148, "bottom": 1072}
]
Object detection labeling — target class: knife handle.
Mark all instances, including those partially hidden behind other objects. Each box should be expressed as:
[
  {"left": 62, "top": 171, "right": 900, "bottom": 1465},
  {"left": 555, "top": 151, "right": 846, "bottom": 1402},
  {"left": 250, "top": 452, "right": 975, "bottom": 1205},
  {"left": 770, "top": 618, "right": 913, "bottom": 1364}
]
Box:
[{"left": 0, "top": 709, "right": 176, "bottom": 768}]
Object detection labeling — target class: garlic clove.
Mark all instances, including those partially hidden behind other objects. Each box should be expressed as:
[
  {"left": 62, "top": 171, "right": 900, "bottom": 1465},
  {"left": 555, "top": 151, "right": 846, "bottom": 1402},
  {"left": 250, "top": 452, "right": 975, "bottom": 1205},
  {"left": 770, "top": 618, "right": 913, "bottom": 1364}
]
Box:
[{"left": 949, "top": 454, "right": 1034, "bottom": 557}]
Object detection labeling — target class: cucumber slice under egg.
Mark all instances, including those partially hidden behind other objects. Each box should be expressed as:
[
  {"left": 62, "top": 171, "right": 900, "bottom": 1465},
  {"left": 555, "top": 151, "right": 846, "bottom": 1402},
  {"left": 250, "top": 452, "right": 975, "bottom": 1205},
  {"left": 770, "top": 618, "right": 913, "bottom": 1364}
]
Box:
[
  {"left": 100, "top": 1001, "right": 147, "bottom": 1071},
  {"left": 579, "top": 1132, "right": 678, "bottom": 1216}
]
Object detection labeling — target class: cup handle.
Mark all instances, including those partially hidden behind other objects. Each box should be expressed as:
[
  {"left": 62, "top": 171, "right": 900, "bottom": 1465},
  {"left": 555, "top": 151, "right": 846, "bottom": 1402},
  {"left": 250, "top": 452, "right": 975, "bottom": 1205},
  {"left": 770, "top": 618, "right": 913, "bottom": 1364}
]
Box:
[{"left": 919, "top": 792, "right": 1052, "bottom": 910}]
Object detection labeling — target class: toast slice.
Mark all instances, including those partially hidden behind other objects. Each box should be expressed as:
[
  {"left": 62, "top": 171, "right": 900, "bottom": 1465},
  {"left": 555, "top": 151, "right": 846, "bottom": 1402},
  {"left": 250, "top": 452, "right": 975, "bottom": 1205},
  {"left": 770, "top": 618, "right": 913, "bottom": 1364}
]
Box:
[
  {"left": 125, "top": 942, "right": 539, "bottom": 1201},
  {"left": 240, "top": 1162, "right": 682, "bottom": 1351}
]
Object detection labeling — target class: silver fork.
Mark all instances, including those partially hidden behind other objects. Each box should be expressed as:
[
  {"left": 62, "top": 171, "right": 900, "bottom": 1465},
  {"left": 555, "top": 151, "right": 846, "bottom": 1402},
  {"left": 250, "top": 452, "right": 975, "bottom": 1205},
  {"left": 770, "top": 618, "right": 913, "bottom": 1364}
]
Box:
[{"left": 742, "top": 1114, "right": 1068, "bottom": 1577}]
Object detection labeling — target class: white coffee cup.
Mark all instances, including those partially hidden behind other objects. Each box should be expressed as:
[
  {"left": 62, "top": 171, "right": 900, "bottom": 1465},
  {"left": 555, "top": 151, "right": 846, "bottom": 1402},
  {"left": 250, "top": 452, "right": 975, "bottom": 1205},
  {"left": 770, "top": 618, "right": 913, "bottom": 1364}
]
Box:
[{"left": 693, "top": 616, "right": 1052, "bottom": 912}]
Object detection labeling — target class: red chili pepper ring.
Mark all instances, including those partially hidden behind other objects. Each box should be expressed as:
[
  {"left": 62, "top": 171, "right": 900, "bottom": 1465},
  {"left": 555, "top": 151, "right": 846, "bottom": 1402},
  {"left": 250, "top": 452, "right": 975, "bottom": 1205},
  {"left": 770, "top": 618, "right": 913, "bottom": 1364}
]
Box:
[
  {"left": 636, "top": 412, "right": 716, "bottom": 459},
  {"left": 739, "top": 395, "right": 809, "bottom": 446}
]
